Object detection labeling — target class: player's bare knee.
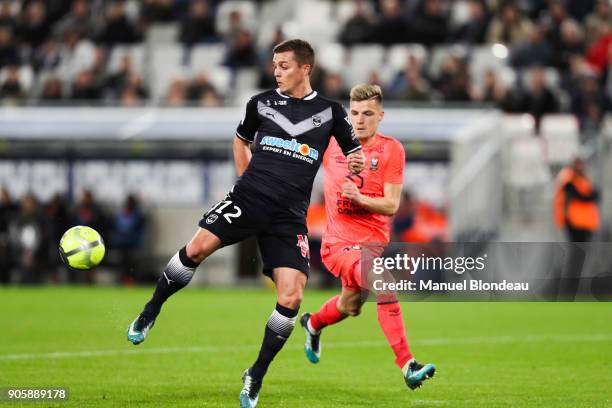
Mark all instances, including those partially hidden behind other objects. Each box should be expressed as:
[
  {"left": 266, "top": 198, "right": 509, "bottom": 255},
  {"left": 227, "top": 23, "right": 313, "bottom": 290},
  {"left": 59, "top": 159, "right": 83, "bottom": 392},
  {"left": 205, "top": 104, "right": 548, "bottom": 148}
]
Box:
[
  {"left": 278, "top": 288, "right": 303, "bottom": 310},
  {"left": 185, "top": 242, "right": 208, "bottom": 263},
  {"left": 186, "top": 229, "right": 221, "bottom": 263}
]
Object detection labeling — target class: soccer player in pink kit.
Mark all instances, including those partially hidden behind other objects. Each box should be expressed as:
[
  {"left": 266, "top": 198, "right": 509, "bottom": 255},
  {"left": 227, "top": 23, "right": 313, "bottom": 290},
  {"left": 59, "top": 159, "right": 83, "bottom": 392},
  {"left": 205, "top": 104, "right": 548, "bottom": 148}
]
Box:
[{"left": 300, "top": 84, "right": 436, "bottom": 390}]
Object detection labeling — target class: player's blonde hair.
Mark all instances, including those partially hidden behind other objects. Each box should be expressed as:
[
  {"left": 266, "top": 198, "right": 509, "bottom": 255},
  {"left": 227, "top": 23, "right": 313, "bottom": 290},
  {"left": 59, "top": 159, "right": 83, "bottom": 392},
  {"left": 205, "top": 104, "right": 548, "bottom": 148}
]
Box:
[{"left": 350, "top": 84, "right": 383, "bottom": 104}]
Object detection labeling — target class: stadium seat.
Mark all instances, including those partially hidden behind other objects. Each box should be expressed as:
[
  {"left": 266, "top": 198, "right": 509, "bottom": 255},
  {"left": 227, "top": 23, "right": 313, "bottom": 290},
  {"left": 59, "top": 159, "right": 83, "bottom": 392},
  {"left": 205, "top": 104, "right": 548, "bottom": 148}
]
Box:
[
  {"left": 469, "top": 45, "right": 509, "bottom": 85},
  {"left": 0, "top": 65, "right": 34, "bottom": 94},
  {"left": 428, "top": 44, "right": 468, "bottom": 78},
  {"left": 235, "top": 88, "right": 263, "bottom": 107},
  {"left": 344, "top": 44, "right": 385, "bottom": 87},
  {"left": 540, "top": 115, "right": 580, "bottom": 166},
  {"left": 190, "top": 44, "right": 228, "bottom": 71},
  {"left": 284, "top": 1, "right": 337, "bottom": 49},
  {"left": 147, "top": 24, "right": 179, "bottom": 45},
  {"left": 235, "top": 68, "right": 259, "bottom": 91},
  {"left": 520, "top": 67, "right": 560, "bottom": 90},
  {"left": 381, "top": 44, "right": 429, "bottom": 84},
  {"left": 317, "top": 43, "right": 347, "bottom": 73},
  {"left": 387, "top": 44, "right": 428, "bottom": 72},
  {"left": 335, "top": 0, "right": 356, "bottom": 24},
  {"left": 108, "top": 45, "right": 146, "bottom": 75},
  {"left": 208, "top": 67, "right": 232, "bottom": 96},
  {"left": 31, "top": 70, "right": 64, "bottom": 99},
  {"left": 150, "top": 45, "right": 187, "bottom": 101},
  {"left": 450, "top": 0, "right": 471, "bottom": 26},
  {"left": 256, "top": 0, "right": 294, "bottom": 49}
]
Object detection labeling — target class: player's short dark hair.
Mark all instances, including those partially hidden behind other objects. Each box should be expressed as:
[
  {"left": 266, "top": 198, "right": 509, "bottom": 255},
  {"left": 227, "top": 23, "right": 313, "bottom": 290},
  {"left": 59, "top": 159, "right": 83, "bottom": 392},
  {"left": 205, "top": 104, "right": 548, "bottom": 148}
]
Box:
[{"left": 273, "top": 39, "right": 315, "bottom": 71}]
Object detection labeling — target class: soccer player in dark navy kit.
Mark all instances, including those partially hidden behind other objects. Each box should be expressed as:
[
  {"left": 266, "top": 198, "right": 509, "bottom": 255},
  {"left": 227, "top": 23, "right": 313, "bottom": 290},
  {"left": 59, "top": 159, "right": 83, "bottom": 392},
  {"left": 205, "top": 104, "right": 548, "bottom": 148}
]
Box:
[{"left": 126, "top": 39, "right": 365, "bottom": 408}]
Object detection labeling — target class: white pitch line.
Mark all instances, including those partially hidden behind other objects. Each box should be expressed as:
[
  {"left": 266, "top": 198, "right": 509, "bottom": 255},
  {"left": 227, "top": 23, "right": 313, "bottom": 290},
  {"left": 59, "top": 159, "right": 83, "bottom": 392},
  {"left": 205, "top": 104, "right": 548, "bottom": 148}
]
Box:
[{"left": 0, "top": 334, "right": 610, "bottom": 362}]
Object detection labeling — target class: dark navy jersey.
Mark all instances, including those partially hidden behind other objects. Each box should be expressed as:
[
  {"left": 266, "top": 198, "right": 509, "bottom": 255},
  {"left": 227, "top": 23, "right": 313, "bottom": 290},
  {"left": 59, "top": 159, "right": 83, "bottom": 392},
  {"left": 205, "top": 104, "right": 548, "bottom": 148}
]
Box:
[{"left": 235, "top": 88, "right": 361, "bottom": 212}]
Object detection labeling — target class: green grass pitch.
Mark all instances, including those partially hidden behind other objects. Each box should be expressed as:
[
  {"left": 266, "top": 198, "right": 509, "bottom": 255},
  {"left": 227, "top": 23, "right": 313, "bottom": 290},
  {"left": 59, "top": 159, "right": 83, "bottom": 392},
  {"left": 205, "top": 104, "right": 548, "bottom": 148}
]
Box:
[{"left": 1, "top": 287, "right": 611, "bottom": 407}]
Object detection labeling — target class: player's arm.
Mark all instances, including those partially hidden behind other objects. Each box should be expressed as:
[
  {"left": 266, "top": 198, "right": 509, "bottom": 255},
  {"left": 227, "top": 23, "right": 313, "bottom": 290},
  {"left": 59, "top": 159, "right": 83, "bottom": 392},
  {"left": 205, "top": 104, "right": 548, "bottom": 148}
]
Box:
[
  {"left": 330, "top": 102, "right": 364, "bottom": 173},
  {"left": 234, "top": 96, "right": 259, "bottom": 176},
  {"left": 342, "top": 182, "right": 402, "bottom": 216},
  {"left": 343, "top": 139, "right": 405, "bottom": 215},
  {"left": 233, "top": 137, "right": 252, "bottom": 177}
]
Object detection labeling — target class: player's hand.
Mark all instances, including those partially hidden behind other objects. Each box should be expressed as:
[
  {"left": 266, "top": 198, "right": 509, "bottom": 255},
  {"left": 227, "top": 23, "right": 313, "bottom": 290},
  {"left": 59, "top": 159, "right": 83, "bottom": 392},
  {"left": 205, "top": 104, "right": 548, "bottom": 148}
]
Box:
[
  {"left": 342, "top": 180, "right": 362, "bottom": 205},
  {"left": 347, "top": 151, "right": 365, "bottom": 174}
]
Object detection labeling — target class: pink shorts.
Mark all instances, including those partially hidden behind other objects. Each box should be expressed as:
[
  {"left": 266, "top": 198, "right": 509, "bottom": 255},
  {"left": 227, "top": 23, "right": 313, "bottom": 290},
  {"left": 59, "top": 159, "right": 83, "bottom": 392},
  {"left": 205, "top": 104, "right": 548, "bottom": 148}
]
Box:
[{"left": 321, "top": 243, "right": 363, "bottom": 292}]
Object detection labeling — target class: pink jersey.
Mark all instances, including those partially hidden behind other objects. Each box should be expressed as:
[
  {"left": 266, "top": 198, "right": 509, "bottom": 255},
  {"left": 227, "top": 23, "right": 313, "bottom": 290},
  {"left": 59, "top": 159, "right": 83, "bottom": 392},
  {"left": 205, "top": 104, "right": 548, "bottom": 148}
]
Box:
[{"left": 322, "top": 133, "right": 405, "bottom": 246}]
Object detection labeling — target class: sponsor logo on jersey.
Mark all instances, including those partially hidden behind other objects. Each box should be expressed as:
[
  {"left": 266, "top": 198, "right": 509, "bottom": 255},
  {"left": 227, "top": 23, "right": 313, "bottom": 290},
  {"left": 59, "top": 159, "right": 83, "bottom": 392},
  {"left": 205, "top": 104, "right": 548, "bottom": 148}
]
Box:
[
  {"left": 312, "top": 115, "right": 322, "bottom": 127},
  {"left": 260, "top": 136, "right": 319, "bottom": 160}
]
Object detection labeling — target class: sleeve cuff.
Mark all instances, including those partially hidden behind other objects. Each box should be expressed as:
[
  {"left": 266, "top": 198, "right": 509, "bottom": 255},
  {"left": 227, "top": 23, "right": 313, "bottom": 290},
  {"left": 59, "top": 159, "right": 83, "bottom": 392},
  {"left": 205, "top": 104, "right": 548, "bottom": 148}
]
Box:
[
  {"left": 343, "top": 145, "right": 362, "bottom": 155},
  {"left": 235, "top": 131, "right": 253, "bottom": 143}
]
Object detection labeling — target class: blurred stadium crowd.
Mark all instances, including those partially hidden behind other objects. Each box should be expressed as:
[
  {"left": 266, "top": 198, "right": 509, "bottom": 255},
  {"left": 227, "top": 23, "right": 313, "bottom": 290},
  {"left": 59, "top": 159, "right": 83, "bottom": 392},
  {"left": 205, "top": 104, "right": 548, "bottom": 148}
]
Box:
[
  {"left": 0, "top": 187, "right": 147, "bottom": 284},
  {"left": 0, "top": 0, "right": 609, "bottom": 132}
]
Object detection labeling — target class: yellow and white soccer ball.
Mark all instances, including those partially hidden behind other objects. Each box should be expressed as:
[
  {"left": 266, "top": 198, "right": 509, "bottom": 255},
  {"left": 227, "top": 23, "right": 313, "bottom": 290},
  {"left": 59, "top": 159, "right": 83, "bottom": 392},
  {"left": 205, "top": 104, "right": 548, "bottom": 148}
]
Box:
[{"left": 59, "top": 226, "right": 105, "bottom": 270}]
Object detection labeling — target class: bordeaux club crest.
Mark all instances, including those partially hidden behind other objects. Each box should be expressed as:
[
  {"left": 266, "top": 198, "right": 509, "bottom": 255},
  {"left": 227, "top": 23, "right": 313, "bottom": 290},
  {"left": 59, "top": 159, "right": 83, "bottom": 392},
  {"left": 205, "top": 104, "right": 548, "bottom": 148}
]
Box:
[
  {"left": 312, "top": 115, "right": 322, "bottom": 127},
  {"left": 206, "top": 213, "right": 219, "bottom": 224}
]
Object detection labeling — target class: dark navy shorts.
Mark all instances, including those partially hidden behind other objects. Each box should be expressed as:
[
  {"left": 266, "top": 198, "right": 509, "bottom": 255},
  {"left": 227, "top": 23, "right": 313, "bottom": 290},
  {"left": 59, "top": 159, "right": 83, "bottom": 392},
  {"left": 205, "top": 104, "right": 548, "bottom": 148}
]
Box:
[{"left": 199, "top": 185, "right": 310, "bottom": 279}]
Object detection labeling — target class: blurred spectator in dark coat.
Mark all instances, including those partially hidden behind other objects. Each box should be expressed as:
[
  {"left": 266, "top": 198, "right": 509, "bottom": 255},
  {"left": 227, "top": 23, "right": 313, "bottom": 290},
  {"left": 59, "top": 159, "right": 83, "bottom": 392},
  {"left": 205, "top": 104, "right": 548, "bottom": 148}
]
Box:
[
  {"left": 31, "top": 36, "right": 61, "bottom": 72},
  {"left": 187, "top": 72, "right": 217, "bottom": 101},
  {"left": 434, "top": 53, "right": 471, "bottom": 101},
  {"left": 518, "top": 66, "right": 559, "bottom": 133},
  {"left": 17, "top": 0, "right": 51, "bottom": 49},
  {"left": 258, "top": 60, "right": 276, "bottom": 89},
  {"left": 141, "top": 0, "right": 175, "bottom": 23},
  {"left": 110, "top": 194, "right": 146, "bottom": 283},
  {"left": 223, "top": 29, "right": 257, "bottom": 69},
  {"left": 54, "top": 0, "right": 93, "bottom": 40},
  {"left": 373, "top": 0, "right": 409, "bottom": 45},
  {"left": 0, "top": 27, "right": 20, "bottom": 68},
  {"left": 0, "top": 1, "right": 16, "bottom": 31},
  {"left": 0, "top": 65, "right": 26, "bottom": 103},
  {"left": 0, "top": 187, "right": 16, "bottom": 284},
  {"left": 98, "top": 1, "right": 142, "bottom": 45},
  {"left": 70, "top": 70, "right": 102, "bottom": 102},
  {"left": 40, "top": 77, "right": 64, "bottom": 101},
  {"left": 551, "top": 20, "right": 585, "bottom": 73},
  {"left": 389, "top": 54, "right": 431, "bottom": 101},
  {"left": 510, "top": 24, "right": 553, "bottom": 68},
  {"left": 540, "top": 0, "right": 571, "bottom": 52},
  {"left": 338, "top": 0, "right": 375, "bottom": 45},
  {"left": 74, "top": 189, "right": 108, "bottom": 238},
  {"left": 571, "top": 72, "right": 606, "bottom": 132},
  {"left": 9, "top": 194, "right": 47, "bottom": 284},
  {"left": 454, "top": 0, "right": 490, "bottom": 45},
  {"left": 179, "top": 0, "right": 217, "bottom": 45},
  {"left": 471, "top": 69, "right": 514, "bottom": 110},
  {"left": 410, "top": 0, "right": 449, "bottom": 46},
  {"left": 106, "top": 54, "right": 135, "bottom": 97},
  {"left": 320, "top": 72, "right": 349, "bottom": 102}
]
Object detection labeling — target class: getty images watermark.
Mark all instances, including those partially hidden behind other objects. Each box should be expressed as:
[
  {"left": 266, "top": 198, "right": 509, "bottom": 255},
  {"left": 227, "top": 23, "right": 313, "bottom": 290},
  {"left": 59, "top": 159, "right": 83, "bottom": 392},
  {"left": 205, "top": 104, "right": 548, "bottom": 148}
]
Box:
[
  {"left": 359, "top": 242, "right": 612, "bottom": 301},
  {"left": 371, "top": 252, "right": 529, "bottom": 292}
]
